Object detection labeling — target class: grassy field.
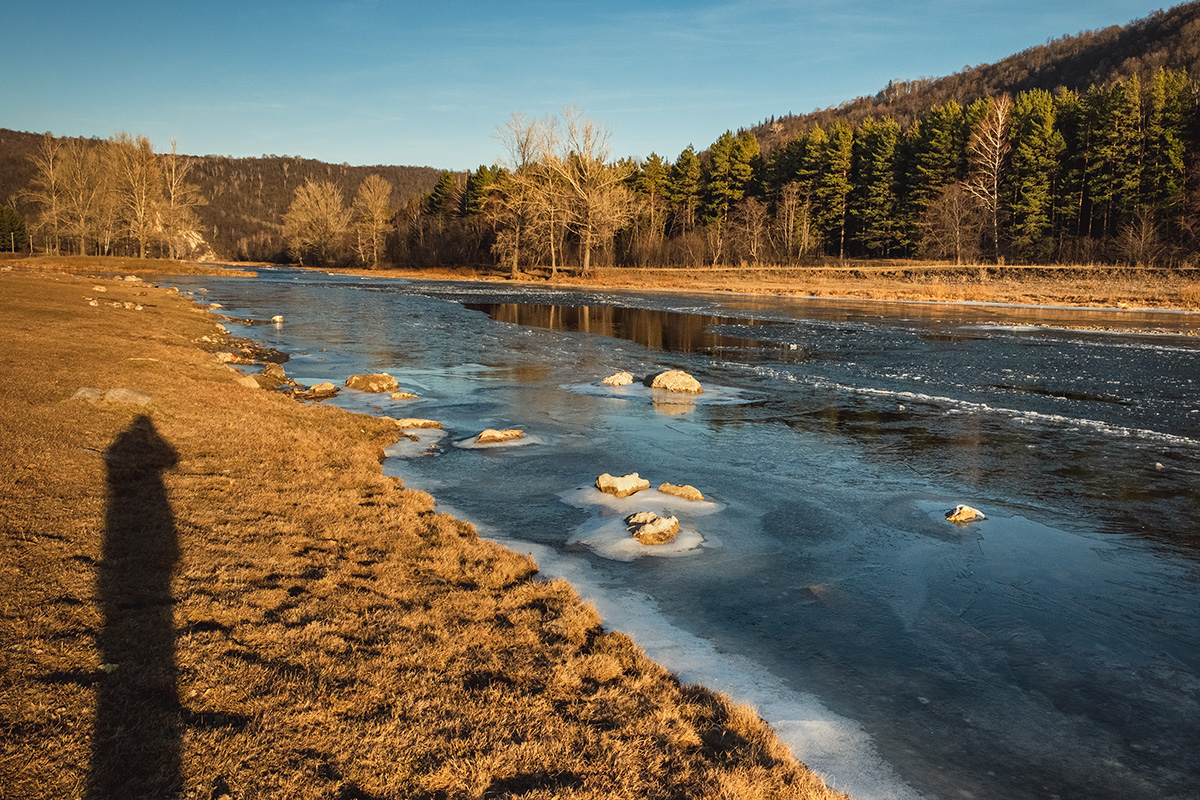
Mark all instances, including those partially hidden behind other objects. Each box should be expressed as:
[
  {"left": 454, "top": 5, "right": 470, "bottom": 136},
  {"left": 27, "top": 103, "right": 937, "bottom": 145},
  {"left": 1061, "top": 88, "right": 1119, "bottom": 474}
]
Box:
[{"left": 0, "top": 265, "right": 848, "bottom": 799}]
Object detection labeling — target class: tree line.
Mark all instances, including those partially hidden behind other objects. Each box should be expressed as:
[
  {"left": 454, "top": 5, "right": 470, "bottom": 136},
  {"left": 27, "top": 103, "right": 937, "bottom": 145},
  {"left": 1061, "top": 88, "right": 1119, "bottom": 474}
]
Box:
[
  {"left": 20, "top": 133, "right": 207, "bottom": 259},
  {"left": 377, "top": 68, "right": 1197, "bottom": 273}
]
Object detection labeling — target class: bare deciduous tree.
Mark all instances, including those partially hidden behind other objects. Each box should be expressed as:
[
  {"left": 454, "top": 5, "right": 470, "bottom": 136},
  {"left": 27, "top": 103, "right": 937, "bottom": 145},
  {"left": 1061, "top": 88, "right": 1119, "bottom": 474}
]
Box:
[
  {"left": 161, "top": 140, "right": 207, "bottom": 259},
  {"left": 965, "top": 95, "right": 1011, "bottom": 262},
  {"left": 61, "top": 138, "right": 111, "bottom": 256},
  {"left": 490, "top": 113, "right": 559, "bottom": 276},
  {"left": 283, "top": 179, "right": 351, "bottom": 266},
  {"left": 730, "top": 197, "right": 769, "bottom": 264},
  {"left": 24, "top": 133, "right": 66, "bottom": 254},
  {"left": 109, "top": 132, "right": 163, "bottom": 258},
  {"left": 921, "top": 182, "right": 985, "bottom": 264},
  {"left": 352, "top": 174, "right": 394, "bottom": 268},
  {"left": 540, "top": 107, "right": 633, "bottom": 276}
]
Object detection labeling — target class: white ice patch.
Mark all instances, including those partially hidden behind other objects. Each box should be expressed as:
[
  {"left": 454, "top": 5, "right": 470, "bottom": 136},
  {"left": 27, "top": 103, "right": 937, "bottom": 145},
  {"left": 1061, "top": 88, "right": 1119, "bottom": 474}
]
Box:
[
  {"left": 560, "top": 485, "right": 724, "bottom": 561},
  {"left": 568, "top": 515, "right": 706, "bottom": 560},
  {"left": 453, "top": 433, "right": 546, "bottom": 450},
  {"left": 472, "top": 527, "right": 922, "bottom": 800},
  {"left": 383, "top": 428, "right": 448, "bottom": 458},
  {"left": 563, "top": 381, "right": 757, "bottom": 406}
]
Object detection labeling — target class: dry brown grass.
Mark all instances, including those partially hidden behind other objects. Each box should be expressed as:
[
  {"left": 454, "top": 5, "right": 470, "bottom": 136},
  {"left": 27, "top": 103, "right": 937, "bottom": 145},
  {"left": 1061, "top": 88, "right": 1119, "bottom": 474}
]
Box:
[
  {"left": 1, "top": 253, "right": 256, "bottom": 277},
  {"left": 0, "top": 266, "right": 847, "bottom": 799}
]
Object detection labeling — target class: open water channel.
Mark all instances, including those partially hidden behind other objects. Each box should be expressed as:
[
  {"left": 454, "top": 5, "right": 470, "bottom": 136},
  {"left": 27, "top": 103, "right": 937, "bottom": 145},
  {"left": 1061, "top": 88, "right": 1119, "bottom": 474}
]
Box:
[{"left": 167, "top": 268, "right": 1200, "bottom": 800}]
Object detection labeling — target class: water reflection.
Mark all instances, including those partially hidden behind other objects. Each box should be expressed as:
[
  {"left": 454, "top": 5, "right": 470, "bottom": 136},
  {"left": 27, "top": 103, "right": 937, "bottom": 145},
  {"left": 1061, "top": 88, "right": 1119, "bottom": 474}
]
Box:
[
  {"left": 718, "top": 294, "right": 1200, "bottom": 335},
  {"left": 464, "top": 301, "right": 800, "bottom": 360}
]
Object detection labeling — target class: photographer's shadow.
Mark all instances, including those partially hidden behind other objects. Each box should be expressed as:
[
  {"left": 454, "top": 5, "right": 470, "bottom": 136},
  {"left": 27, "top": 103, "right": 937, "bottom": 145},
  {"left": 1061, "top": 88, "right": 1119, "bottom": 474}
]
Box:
[{"left": 88, "top": 414, "right": 182, "bottom": 798}]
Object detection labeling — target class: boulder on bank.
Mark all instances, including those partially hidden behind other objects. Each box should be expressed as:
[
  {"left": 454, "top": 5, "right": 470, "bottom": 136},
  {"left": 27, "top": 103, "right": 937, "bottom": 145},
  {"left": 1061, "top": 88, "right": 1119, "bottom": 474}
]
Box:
[
  {"left": 595, "top": 472, "right": 651, "bottom": 499},
  {"left": 72, "top": 387, "right": 153, "bottom": 405},
  {"left": 394, "top": 418, "right": 443, "bottom": 430},
  {"left": 346, "top": 373, "right": 400, "bottom": 393},
  {"left": 104, "top": 388, "right": 153, "bottom": 405},
  {"left": 475, "top": 428, "right": 524, "bottom": 444},
  {"left": 625, "top": 511, "right": 680, "bottom": 545},
  {"left": 644, "top": 370, "right": 703, "bottom": 394},
  {"left": 601, "top": 371, "right": 634, "bottom": 387},
  {"left": 658, "top": 482, "right": 705, "bottom": 502},
  {"left": 256, "top": 362, "right": 288, "bottom": 390},
  {"left": 296, "top": 382, "right": 339, "bottom": 401},
  {"left": 945, "top": 504, "right": 987, "bottom": 523}
]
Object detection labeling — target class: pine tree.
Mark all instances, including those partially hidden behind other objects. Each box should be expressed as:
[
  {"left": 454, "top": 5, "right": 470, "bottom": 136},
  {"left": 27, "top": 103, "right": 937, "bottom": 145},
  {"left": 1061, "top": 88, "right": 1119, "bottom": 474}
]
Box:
[
  {"left": 851, "top": 116, "right": 901, "bottom": 257},
  {"left": 0, "top": 206, "right": 28, "bottom": 252},
  {"left": 1142, "top": 67, "right": 1192, "bottom": 232},
  {"left": 629, "top": 152, "right": 670, "bottom": 260},
  {"left": 1054, "top": 88, "right": 1089, "bottom": 241},
  {"left": 425, "top": 171, "right": 460, "bottom": 217},
  {"left": 909, "top": 101, "right": 968, "bottom": 213},
  {"left": 461, "top": 165, "right": 502, "bottom": 218},
  {"left": 702, "top": 131, "right": 758, "bottom": 227},
  {"left": 814, "top": 121, "right": 854, "bottom": 259},
  {"left": 667, "top": 146, "right": 701, "bottom": 235},
  {"left": 1083, "top": 77, "right": 1143, "bottom": 238},
  {"left": 1008, "top": 90, "right": 1065, "bottom": 262}
]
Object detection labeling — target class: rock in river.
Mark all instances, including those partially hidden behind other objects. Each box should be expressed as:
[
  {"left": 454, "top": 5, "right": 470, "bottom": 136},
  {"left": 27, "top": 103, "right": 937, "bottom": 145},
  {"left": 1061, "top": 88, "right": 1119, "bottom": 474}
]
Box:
[
  {"left": 601, "top": 371, "right": 634, "bottom": 386},
  {"left": 346, "top": 373, "right": 400, "bottom": 393},
  {"left": 393, "top": 418, "right": 443, "bottom": 430},
  {"left": 475, "top": 428, "right": 525, "bottom": 444},
  {"left": 946, "top": 504, "right": 987, "bottom": 523},
  {"left": 644, "top": 370, "right": 703, "bottom": 394},
  {"left": 625, "top": 511, "right": 680, "bottom": 545},
  {"left": 595, "top": 472, "right": 651, "bottom": 498},
  {"left": 658, "top": 482, "right": 705, "bottom": 501}
]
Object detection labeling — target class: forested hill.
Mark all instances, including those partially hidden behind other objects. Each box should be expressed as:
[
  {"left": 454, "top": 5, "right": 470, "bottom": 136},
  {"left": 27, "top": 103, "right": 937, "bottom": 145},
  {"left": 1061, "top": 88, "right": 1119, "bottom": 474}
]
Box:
[
  {"left": 0, "top": 128, "right": 441, "bottom": 260},
  {"left": 750, "top": 1, "right": 1200, "bottom": 151},
  {"left": 181, "top": 154, "right": 441, "bottom": 261}
]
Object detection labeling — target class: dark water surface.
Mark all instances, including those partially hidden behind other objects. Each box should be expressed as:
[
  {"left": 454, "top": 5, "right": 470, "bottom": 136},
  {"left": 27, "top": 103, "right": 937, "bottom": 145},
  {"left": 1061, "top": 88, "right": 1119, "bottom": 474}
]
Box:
[{"left": 169, "top": 269, "right": 1200, "bottom": 800}]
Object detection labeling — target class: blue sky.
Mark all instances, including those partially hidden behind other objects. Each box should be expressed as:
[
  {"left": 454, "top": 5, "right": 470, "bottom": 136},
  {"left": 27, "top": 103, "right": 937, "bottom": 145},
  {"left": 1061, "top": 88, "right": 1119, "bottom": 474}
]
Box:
[{"left": 6, "top": 1, "right": 1169, "bottom": 170}]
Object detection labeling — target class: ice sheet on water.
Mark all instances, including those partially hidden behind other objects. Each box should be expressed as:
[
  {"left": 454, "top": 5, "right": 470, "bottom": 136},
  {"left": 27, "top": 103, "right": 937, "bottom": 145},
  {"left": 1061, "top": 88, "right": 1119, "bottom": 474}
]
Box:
[
  {"left": 453, "top": 433, "right": 546, "bottom": 450},
  {"left": 751, "top": 364, "right": 1200, "bottom": 449},
  {"left": 560, "top": 485, "right": 724, "bottom": 561},
  {"left": 561, "top": 485, "right": 724, "bottom": 516},
  {"left": 472, "top": 527, "right": 922, "bottom": 800},
  {"left": 383, "top": 429, "right": 447, "bottom": 458},
  {"left": 568, "top": 516, "right": 706, "bottom": 561},
  {"left": 562, "top": 380, "right": 758, "bottom": 406}
]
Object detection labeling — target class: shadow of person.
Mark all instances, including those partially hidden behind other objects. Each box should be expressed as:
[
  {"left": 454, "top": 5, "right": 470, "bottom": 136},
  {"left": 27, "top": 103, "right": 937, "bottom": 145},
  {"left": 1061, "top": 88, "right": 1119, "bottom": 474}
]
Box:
[{"left": 88, "top": 414, "right": 182, "bottom": 798}]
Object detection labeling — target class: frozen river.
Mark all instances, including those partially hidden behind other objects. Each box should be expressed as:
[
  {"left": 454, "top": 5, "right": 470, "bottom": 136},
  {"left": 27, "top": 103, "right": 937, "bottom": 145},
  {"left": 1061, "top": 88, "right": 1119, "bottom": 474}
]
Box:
[{"left": 168, "top": 268, "right": 1200, "bottom": 800}]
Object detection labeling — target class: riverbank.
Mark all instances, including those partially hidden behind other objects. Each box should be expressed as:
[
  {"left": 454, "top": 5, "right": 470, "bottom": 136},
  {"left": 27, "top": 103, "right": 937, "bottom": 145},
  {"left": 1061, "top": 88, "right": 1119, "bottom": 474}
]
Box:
[
  {"left": 0, "top": 267, "right": 847, "bottom": 799},
  {"left": 343, "top": 262, "right": 1200, "bottom": 312},
  {"left": 10, "top": 253, "right": 1200, "bottom": 312}
]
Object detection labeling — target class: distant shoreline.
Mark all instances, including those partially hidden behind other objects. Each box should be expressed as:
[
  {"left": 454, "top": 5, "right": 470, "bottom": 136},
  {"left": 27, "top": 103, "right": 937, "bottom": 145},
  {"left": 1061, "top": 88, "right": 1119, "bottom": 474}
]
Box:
[
  {"left": 7, "top": 251, "right": 1199, "bottom": 320},
  {"left": 306, "top": 262, "right": 1200, "bottom": 315}
]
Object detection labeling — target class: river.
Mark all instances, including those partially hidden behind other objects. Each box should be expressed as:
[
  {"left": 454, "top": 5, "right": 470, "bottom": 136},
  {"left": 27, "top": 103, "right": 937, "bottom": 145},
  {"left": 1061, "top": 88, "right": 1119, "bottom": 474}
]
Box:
[{"left": 167, "top": 268, "right": 1200, "bottom": 800}]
